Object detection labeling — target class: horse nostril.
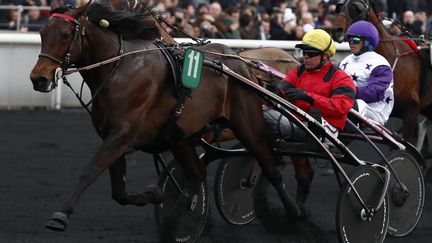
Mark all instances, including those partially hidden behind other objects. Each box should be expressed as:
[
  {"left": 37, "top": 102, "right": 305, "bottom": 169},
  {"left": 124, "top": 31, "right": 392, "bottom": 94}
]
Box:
[{"left": 30, "top": 75, "right": 48, "bottom": 90}]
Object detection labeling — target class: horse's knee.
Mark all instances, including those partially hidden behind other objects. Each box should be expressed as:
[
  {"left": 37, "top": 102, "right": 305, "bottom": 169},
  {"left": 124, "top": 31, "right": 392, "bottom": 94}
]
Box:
[
  {"left": 262, "top": 169, "right": 283, "bottom": 186},
  {"left": 295, "top": 174, "right": 312, "bottom": 189}
]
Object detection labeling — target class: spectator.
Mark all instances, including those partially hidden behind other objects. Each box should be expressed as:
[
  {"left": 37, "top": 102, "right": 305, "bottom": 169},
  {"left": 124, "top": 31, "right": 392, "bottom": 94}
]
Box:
[
  {"left": 270, "top": 7, "right": 295, "bottom": 40},
  {"left": 296, "top": 0, "right": 310, "bottom": 19},
  {"left": 198, "top": 18, "right": 225, "bottom": 38},
  {"left": 249, "top": 0, "right": 266, "bottom": 14},
  {"left": 299, "top": 11, "right": 314, "bottom": 27},
  {"left": 222, "top": 5, "right": 241, "bottom": 39},
  {"left": 259, "top": 0, "right": 274, "bottom": 14},
  {"left": 22, "top": 8, "right": 45, "bottom": 31},
  {"left": 387, "top": 0, "right": 409, "bottom": 20},
  {"left": 294, "top": 24, "right": 306, "bottom": 40},
  {"left": 218, "top": 0, "right": 239, "bottom": 9},
  {"left": 305, "top": 0, "right": 321, "bottom": 9},
  {"left": 195, "top": 12, "right": 225, "bottom": 38},
  {"left": 162, "top": 0, "right": 178, "bottom": 9},
  {"left": 402, "top": 10, "right": 423, "bottom": 35},
  {"left": 239, "top": 10, "right": 260, "bottom": 39},
  {"left": 196, "top": 2, "right": 209, "bottom": 16},
  {"left": 170, "top": 7, "right": 194, "bottom": 37},
  {"left": 181, "top": 2, "right": 195, "bottom": 24},
  {"left": 208, "top": 2, "right": 226, "bottom": 33},
  {"left": 315, "top": 1, "right": 330, "bottom": 28},
  {"left": 209, "top": 2, "right": 222, "bottom": 20},
  {"left": 261, "top": 19, "right": 271, "bottom": 39},
  {"left": 4, "top": 8, "right": 19, "bottom": 30},
  {"left": 415, "top": 11, "right": 427, "bottom": 33}
]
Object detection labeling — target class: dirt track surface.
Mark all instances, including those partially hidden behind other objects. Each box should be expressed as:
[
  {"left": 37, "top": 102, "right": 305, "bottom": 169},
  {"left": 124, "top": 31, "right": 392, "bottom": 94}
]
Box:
[{"left": 1, "top": 110, "right": 431, "bottom": 243}]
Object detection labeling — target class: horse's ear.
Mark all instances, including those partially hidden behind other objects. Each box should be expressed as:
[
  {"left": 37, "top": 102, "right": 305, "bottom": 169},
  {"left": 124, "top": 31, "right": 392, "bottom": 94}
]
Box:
[{"left": 74, "top": 0, "right": 92, "bottom": 17}]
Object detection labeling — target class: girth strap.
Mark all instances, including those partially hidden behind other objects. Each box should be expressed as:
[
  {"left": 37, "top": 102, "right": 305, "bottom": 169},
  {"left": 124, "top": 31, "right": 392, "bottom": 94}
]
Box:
[
  {"left": 144, "top": 41, "right": 192, "bottom": 151},
  {"left": 153, "top": 40, "right": 191, "bottom": 119}
]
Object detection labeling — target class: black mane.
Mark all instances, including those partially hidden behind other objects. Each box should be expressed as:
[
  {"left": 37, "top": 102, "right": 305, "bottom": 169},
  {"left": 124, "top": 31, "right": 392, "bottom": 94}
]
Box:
[
  {"left": 86, "top": 3, "right": 160, "bottom": 40},
  {"left": 50, "top": 6, "right": 74, "bottom": 15}
]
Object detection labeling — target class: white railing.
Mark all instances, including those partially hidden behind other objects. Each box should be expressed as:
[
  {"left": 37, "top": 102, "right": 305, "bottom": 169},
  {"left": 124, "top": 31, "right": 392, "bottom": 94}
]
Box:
[
  {"left": 0, "top": 33, "right": 350, "bottom": 109},
  {"left": 0, "top": 33, "right": 350, "bottom": 49}
]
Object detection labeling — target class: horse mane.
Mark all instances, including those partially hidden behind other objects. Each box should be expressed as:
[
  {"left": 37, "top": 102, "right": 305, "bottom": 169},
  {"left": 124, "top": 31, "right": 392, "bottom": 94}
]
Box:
[
  {"left": 86, "top": 3, "right": 160, "bottom": 40},
  {"left": 368, "top": 0, "right": 379, "bottom": 18},
  {"left": 50, "top": 6, "right": 74, "bottom": 14},
  {"left": 107, "top": 0, "right": 176, "bottom": 43}
]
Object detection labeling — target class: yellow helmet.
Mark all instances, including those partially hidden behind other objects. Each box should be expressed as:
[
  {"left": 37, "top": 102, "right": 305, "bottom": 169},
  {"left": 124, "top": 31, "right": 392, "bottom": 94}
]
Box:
[{"left": 296, "top": 29, "right": 336, "bottom": 57}]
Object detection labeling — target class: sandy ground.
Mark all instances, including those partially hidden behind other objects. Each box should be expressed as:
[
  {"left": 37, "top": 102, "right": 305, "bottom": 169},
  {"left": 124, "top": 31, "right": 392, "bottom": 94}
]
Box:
[{"left": 0, "top": 110, "right": 431, "bottom": 243}]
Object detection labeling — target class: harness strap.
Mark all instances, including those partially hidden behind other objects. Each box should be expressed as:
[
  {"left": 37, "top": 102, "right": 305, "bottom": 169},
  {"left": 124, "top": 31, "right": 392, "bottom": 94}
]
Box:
[
  {"left": 297, "top": 64, "right": 306, "bottom": 77},
  {"left": 153, "top": 40, "right": 190, "bottom": 119}
]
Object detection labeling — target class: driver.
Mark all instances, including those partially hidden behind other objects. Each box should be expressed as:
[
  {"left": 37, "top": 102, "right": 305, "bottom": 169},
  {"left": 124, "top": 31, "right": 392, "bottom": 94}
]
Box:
[
  {"left": 265, "top": 29, "right": 356, "bottom": 141},
  {"left": 339, "top": 20, "right": 394, "bottom": 125}
]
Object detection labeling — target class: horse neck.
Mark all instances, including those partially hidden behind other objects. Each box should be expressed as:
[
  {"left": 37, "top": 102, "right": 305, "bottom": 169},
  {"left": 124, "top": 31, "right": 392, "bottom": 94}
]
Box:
[
  {"left": 78, "top": 21, "right": 121, "bottom": 93},
  {"left": 367, "top": 9, "right": 398, "bottom": 62}
]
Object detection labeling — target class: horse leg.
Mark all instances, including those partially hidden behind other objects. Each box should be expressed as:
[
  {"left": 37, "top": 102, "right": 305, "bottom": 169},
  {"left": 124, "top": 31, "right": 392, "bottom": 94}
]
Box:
[
  {"left": 109, "top": 155, "right": 163, "bottom": 206},
  {"left": 291, "top": 156, "right": 314, "bottom": 203},
  {"left": 45, "top": 129, "right": 130, "bottom": 231},
  {"left": 229, "top": 109, "right": 301, "bottom": 219},
  {"left": 291, "top": 156, "right": 314, "bottom": 217},
  {"left": 401, "top": 108, "right": 420, "bottom": 146},
  {"left": 159, "top": 139, "right": 206, "bottom": 242}
]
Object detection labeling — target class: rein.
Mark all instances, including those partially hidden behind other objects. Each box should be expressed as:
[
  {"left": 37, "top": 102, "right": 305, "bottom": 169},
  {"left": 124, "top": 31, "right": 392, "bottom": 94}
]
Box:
[
  {"left": 64, "top": 46, "right": 178, "bottom": 75},
  {"left": 380, "top": 38, "right": 418, "bottom": 71}
]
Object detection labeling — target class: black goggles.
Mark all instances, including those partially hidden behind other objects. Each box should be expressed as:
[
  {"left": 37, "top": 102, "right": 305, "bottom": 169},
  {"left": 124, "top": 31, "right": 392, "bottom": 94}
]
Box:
[{"left": 302, "top": 49, "right": 323, "bottom": 57}]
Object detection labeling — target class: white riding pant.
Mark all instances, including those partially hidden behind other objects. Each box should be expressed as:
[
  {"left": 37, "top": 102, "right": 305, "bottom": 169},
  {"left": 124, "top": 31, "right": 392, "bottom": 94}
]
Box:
[
  {"left": 356, "top": 99, "right": 386, "bottom": 125},
  {"left": 263, "top": 107, "right": 338, "bottom": 142}
]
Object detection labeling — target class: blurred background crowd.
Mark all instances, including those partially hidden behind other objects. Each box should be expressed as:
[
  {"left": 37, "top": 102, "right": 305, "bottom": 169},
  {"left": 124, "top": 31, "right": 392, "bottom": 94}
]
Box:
[{"left": 1, "top": 0, "right": 432, "bottom": 40}]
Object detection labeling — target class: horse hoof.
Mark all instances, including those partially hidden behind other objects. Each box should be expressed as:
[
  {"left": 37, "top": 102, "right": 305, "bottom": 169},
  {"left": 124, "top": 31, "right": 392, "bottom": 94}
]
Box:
[
  {"left": 297, "top": 203, "right": 311, "bottom": 220},
  {"left": 45, "top": 212, "right": 69, "bottom": 231},
  {"left": 146, "top": 184, "right": 164, "bottom": 204}
]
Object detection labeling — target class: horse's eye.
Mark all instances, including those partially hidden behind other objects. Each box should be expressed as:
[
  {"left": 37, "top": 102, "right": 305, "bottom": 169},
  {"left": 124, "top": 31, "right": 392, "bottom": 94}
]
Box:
[{"left": 60, "top": 32, "right": 71, "bottom": 40}]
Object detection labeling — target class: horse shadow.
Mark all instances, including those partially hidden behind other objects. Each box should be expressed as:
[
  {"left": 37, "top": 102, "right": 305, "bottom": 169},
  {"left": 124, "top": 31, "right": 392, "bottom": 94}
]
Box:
[{"left": 254, "top": 199, "right": 331, "bottom": 243}]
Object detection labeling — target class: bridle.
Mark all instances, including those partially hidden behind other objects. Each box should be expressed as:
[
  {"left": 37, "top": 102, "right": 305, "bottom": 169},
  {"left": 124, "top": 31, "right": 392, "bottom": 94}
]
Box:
[
  {"left": 38, "top": 12, "right": 85, "bottom": 86},
  {"left": 335, "top": 0, "right": 370, "bottom": 23}
]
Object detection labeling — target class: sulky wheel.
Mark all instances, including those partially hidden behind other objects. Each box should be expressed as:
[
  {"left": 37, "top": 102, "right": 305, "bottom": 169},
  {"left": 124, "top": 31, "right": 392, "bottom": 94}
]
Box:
[
  {"left": 386, "top": 150, "right": 425, "bottom": 237},
  {"left": 154, "top": 160, "right": 209, "bottom": 243},
  {"left": 214, "top": 143, "right": 259, "bottom": 225},
  {"left": 336, "top": 165, "right": 389, "bottom": 243}
]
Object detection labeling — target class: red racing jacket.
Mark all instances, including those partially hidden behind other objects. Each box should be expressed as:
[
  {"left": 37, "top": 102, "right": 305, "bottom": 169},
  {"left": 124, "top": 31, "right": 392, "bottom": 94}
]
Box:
[{"left": 283, "top": 61, "right": 356, "bottom": 131}]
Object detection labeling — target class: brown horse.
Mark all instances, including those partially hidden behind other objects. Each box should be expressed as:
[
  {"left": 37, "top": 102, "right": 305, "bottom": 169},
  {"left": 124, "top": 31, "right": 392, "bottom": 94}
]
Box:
[
  {"left": 104, "top": 0, "right": 313, "bottom": 215},
  {"left": 29, "top": 1, "right": 305, "bottom": 239},
  {"left": 108, "top": 0, "right": 312, "bottom": 206},
  {"left": 332, "top": 0, "right": 432, "bottom": 152}
]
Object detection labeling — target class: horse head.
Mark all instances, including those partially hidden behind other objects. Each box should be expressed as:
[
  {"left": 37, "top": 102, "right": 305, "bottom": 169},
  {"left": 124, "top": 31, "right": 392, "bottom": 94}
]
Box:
[
  {"left": 30, "top": 1, "right": 91, "bottom": 92},
  {"left": 332, "top": 0, "right": 373, "bottom": 43},
  {"left": 30, "top": 0, "right": 161, "bottom": 93}
]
